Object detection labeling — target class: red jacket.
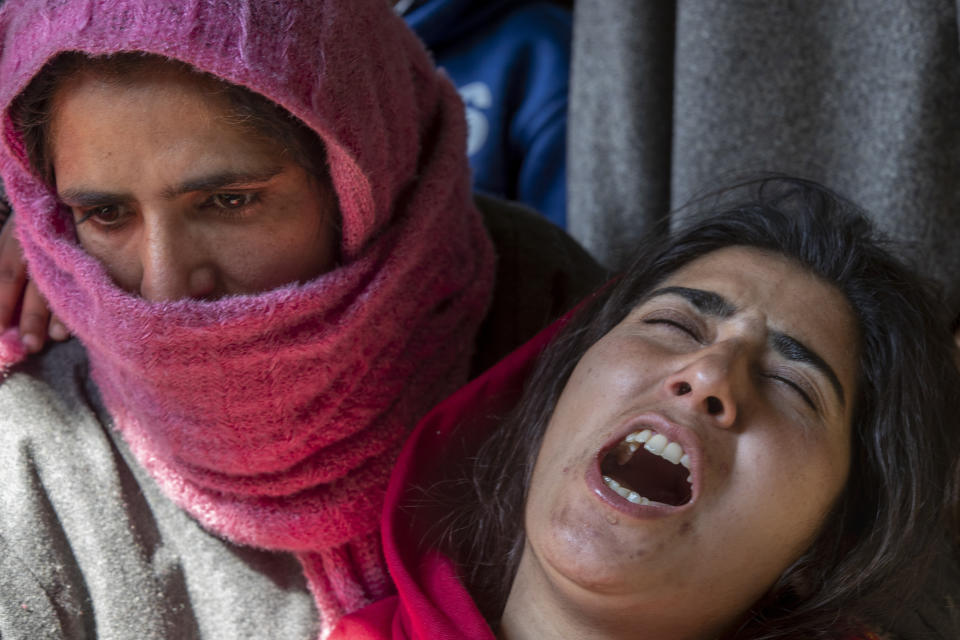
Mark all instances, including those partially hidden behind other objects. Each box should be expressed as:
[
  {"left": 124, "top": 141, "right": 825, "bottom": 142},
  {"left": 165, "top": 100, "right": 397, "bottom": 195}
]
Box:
[{"left": 332, "top": 315, "right": 561, "bottom": 640}]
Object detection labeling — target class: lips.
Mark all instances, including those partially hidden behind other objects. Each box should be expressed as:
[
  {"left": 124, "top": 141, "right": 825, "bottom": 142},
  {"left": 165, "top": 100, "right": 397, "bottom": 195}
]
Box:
[{"left": 588, "top": 414, "right": 700, "bottom": 516}]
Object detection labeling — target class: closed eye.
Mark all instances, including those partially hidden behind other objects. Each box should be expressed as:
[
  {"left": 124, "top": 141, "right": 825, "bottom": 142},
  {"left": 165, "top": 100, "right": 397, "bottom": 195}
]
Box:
[
  {"left": 643, "top": 317, "right": 703, "bottom": 342},
  {"left": 762, "top": 373, "right": 817, "bottom": 410}
]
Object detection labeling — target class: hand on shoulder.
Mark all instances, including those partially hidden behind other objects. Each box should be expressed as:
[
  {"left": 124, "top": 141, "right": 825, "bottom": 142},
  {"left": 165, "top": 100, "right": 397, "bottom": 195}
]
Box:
[{"left": 0, "top": 211, "right": 70, "bottom": 354}]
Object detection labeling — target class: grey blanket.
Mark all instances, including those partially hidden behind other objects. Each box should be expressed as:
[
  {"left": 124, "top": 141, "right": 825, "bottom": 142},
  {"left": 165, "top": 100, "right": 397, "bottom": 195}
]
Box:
[{"left": 568, "top": 0, "right": 960, "bottom": 321}]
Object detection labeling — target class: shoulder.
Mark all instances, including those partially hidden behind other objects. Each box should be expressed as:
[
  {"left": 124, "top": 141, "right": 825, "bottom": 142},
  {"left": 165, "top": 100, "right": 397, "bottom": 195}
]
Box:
[
  {"left": 0, "top": 340, "right": 128, "bottom": 637},
  {"left": 472, "top": 194, "right": 607, "bottom": 374},
  {"left": 0, "top": 341, "right": 318, "bottom": 639},
  {"left": 0, "top": 340, "right": 119, "bottom": 514},
  {"left": 476, "top": 193, "right": 597, "bottom": 272},
  {"left": 0, "top": 339, "right": 106, "bottom": 470}
]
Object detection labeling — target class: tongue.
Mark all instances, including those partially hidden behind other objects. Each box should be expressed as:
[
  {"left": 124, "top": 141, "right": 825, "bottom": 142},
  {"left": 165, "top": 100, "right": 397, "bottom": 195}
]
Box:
[{"left": 601, "top": 443, "right": 691, "bottom": 506}]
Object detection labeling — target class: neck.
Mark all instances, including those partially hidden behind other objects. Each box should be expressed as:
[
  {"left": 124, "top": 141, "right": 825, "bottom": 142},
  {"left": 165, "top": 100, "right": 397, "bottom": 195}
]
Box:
[{"left": 499, "top": 551, "right": 730, "bottom": 640}]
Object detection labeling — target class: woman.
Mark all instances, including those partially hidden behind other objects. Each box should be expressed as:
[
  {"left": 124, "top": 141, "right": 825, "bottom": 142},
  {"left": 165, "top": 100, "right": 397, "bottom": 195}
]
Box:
[
  {"left": 0, "top": 0, "right": 599, "bottom": 637},
  {"left": 332, "top": 179, "right": 960, "bottom": 639}
]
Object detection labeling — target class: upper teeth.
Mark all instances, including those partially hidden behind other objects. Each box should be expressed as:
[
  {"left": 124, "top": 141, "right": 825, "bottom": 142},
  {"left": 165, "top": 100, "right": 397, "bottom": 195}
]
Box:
[
  {"left": 626, "top": 429, "right": 691, "bottom": 469},
  {"left": 602, "top": 429, "right": 694, "bottom": 505}
]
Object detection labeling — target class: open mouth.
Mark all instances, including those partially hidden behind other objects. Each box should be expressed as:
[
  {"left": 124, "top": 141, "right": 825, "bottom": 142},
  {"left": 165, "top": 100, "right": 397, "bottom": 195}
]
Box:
[{"left": 600, "top": 429, "right": 693, "bottom": 507}]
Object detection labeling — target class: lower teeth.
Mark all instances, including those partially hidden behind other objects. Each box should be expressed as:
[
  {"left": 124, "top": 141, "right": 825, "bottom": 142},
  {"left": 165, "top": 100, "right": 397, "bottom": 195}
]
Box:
[{"left": 603, "top": 475, "right": 651, "bottom": 505}]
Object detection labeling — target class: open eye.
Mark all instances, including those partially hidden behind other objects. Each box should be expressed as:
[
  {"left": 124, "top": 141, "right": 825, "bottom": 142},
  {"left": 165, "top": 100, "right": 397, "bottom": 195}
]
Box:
[
  {"left": 209, "top": 192, "right": 256, "bottom": 210},
  {"left": 75, "top": 204, "right": 127, "bottom": 228}
]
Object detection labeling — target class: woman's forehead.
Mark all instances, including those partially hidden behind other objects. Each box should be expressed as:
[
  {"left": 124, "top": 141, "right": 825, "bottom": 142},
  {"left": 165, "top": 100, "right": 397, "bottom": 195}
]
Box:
[
  {"left": 655, "top": 247, "right": 846, "bottom": 319},
  {"left": 48, "top": 69, "right": 286, "bottom": 179}
]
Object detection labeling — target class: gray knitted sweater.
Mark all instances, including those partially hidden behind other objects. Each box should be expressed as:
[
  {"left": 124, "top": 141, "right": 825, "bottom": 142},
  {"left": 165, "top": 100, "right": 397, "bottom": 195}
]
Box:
[{"left": 0, "top": 339, "right": 319, "bottom": 639}]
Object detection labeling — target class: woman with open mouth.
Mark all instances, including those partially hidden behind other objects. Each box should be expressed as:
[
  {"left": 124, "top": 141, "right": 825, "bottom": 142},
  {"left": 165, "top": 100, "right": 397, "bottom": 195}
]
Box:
[{"left": 333, "top": 177, "right": 960, "bottom": 640}]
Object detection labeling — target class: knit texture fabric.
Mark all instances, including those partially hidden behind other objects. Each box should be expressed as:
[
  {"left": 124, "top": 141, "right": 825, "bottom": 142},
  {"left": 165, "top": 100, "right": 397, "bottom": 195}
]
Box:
[{"left": 0, "top": 0, "right": 494, "bottom": 633}]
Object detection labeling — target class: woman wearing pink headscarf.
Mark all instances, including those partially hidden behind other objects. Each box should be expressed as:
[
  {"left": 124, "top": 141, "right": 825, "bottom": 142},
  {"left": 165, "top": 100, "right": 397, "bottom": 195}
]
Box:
[{"left": 0, "top": 0, "right": 600, "bottom": 637}]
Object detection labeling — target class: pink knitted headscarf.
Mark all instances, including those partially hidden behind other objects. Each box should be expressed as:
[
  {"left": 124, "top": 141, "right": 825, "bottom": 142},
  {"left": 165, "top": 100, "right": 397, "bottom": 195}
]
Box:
[{"left": 0, "top": 0, "right": 494, "bottom": 633}]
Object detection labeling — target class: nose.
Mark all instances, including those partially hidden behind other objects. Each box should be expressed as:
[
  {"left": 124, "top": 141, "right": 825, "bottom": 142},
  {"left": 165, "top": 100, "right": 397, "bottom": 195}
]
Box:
[
  {"left": 663, "top": 342, "right": 751, "bottom": 428},
  {"left": 138, "top": 217, "right": 217, "bottom": 302}
]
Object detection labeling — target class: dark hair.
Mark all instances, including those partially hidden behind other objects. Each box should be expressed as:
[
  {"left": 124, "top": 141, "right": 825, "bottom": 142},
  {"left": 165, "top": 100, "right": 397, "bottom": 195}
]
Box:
[
  {"left": 11, "top": 51, "right": 331, "bottom": 189},
  {"left": 440, "top": 177, "right": 960, "bottom": 638}
]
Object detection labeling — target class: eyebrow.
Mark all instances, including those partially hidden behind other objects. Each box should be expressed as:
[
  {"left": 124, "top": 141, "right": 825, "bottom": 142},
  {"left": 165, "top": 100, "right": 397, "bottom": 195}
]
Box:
[
  {"left": 770, "top": 332, "right": 845, "bottom": 406},
  {"left": 647, "top": 286, "right": 846, "bottom": 407},
  {"left": 650, "top": 286, "right": 736, "bottom": 318},
  {"left": 58, "top": 167, "right": 285, "bottom": 206},
  {"left": 163, "top": 167, "right": 285, "bottom": 198},
  {"left": 57, "top": 188, "right": 129, "bottom": 208}
]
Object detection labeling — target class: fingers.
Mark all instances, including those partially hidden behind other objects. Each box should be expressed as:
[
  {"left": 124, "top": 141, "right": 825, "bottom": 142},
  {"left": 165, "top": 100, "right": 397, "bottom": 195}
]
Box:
[
  {"left": 0, "top": 214, "right": 27, "bottom": 334},
  {"left": 49, "top": 314, "right": 70, "bottom": 341},
  {"left": 0, "top": 214, "right": 68, "bottom": 353},
  {"left": 18, "top": 281, "right": 53, "bottom": 353}
]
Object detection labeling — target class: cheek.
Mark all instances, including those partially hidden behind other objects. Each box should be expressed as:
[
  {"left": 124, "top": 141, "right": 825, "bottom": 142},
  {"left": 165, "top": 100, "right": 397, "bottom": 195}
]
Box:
[
  {"left": 215, "top": 190, "right": 338, "bottom": 289},
  {"left": 75, "top": 231, "right": 142, "bottom": 291},
  {"left": 564, "top": 338, "right": 662, "bottom": 410},
  {"left": 732, "top": 429, "right": 850, "bottom": 553},
  {"left": 213, "top": 230, "right": 329, "bottom": 290},
  {"left": 276, "top": 183, "right": 339, "bottom": 276}
]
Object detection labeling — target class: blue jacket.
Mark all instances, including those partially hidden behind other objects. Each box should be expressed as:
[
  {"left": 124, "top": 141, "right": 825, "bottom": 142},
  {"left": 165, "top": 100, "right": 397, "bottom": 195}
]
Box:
[{"left": 402, "top": 0, "right": 570, "bottom": 228}]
